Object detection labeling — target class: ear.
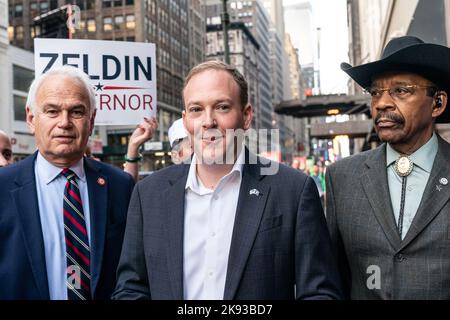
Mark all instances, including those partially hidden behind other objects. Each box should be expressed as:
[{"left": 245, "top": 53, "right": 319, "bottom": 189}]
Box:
[
  {"left": 182, "top": 109, "right": 188, "bottom": 129},
  {"left": 242, "top": 103, "right": 253, "bottom": 130},
  {"left": 26, "top": 106, "right": 36, "bottom": 135},
  {"left": 432, "top": 91, "right": 447, "bottom": 118},
  {"left": 89, "top": 109, "right": 97, "bottom": 135}
]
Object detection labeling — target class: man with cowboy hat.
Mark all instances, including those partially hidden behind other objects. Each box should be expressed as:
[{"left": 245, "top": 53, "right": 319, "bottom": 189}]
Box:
[{"left": 326, "top": 35, "right": 450, "bottom": 299}]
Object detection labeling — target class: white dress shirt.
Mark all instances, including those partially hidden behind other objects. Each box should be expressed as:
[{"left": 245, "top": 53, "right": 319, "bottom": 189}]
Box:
[
  {"left": 183, "top": 149, "right": 244, "bottom": 300},
  {"left": 34, "top": 152, "right": 91, "bottom": 300}
]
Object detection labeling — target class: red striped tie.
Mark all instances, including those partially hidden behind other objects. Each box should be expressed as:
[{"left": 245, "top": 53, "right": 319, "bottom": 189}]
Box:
[{"left": 61, "top": 168, "right": 91, "bottom": 300}]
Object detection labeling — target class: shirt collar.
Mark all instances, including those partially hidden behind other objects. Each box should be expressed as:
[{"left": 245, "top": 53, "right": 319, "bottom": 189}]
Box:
[
  {"left": 185, "top": 145, "right": 245, "bottom": 193},
  {"left": 386, "top": 132, "right": 438, "bottom": 173},
  {"left": 36, "top": 152, "right": 86, "bottom": 184}
]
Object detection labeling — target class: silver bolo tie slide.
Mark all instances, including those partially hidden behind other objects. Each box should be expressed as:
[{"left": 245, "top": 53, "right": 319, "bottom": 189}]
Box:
[{"left": 394, "top": 155, "right": 413, "bottom": 238}]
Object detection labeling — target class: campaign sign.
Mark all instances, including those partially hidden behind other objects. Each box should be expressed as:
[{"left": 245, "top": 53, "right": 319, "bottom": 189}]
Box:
[{"left": 34, "top": 38, "right": 157, "bottom": 125}]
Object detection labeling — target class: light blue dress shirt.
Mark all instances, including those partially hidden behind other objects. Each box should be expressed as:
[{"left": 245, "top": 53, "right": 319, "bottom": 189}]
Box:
[
  {"left": 386, "top": 133, "right": 438, "bottom": 239},
  {"left": 34, "top": 153, "right": 91, "bottom": 300}
]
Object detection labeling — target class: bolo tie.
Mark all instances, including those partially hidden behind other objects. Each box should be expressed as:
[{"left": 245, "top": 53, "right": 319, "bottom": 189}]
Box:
[{"left": 394, "top": 155, "right": 413, "bottom": 238}]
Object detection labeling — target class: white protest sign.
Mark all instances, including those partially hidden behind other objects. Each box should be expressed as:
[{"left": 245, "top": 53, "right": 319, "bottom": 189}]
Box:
[{"left": 34, "top": 38, "right": 156, "bottom": 125}]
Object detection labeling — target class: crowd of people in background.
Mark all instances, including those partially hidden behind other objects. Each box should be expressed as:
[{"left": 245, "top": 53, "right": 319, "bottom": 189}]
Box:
[{"left": 291, "top": 158, "right": 327, "bottom": 207}]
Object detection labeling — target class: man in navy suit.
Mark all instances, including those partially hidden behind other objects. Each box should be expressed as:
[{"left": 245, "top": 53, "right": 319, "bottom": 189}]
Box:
[
  {"left": 0, "top": 65, "right": 134, "bottom": 300},
  {"left": 112, "top": 61, "right": 342, "bottom": 300}
]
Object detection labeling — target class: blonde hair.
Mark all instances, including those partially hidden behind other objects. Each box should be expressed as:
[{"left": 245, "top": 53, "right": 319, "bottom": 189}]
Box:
[{"left": 183, "top": 60, "right": 249, "bottom": 108}]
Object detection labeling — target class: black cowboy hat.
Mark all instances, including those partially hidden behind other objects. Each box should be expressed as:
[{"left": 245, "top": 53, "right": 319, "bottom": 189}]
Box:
[{"left": 341, "top": 36, "right": 450, "bottom": 123}]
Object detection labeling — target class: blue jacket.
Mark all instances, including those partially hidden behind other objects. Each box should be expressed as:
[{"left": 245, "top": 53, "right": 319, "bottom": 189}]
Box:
[{"left": 0, "top": 152, "right": 134, "bottom": 299}]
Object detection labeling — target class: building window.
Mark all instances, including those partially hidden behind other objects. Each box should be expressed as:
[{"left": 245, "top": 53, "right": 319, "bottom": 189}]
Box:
[
  {"left": 15, "top": 4, "right": 23, "bottom": 17},
  {"left": 15, "top": 26, "right": 24, "bottom": 40},
  {"left": 163, "top": 111, "right": 171, "bottom": 131},
  {"left": 114, "top": 16, "right": 124, "bottom": 30},
  {"left": 103, "top": 17, "right": 113, "bottom": 32},
  {"left": 114, "top": 0, "right": 123, "bottom": 7},
  {"left": 13, "top": 95, "right": 27, "bottom": 121},
  {"left": 40, "top": 1, "right": 49, "bottom": 12},
  {"left": 126, "top": 15, "right": 135, "bottom": 29},
  {"left": 87, "top": 0, "right": 95, "bottom": 10},
  {"left": 13, "top": 65, "right": 35, "bottom": 92},
  {"left": 8, "top": 26, "right": 14, "bottom": 41},
  {"left": 102, "top": 0, "right": 112, "bottom": 8},
  {"left": 87, "top": 19, "right": 96, "bottom": 32},
  {"left": 78, "top": 20, "right": 86, "bottom": 31},
  {"left": 125, "top": 0, "right": 134, "bottom": 5}
]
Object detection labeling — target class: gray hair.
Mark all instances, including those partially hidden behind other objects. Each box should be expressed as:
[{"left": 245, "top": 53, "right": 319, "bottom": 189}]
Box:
[{"left": 26, "top": 65, "right": 96, "bottom": 115}]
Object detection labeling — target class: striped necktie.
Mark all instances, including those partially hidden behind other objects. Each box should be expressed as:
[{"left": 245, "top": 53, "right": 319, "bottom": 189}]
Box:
[{"left": 61, "top": 168, "right": 91, "bottom": 300}]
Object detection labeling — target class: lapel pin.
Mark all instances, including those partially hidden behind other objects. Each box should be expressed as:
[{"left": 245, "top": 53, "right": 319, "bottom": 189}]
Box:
[
  {"left": 439, "top": 178, "right": 448, "bottom": 185},
  {"left": 436, "top": 185, "right": 443, "bottom": 192},
  {"left": 97, "top": 177, "right": 106, "bottom": 186},
  {"left": 249, "top": 189, "right": 260, "bottom": 196}
]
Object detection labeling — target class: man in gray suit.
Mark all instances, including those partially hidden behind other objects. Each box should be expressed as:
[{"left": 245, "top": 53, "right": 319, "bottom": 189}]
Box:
[
  {"left": 327, "top": 36, "right": 450, "bottom": 299},
  {"left": 112, "top": 61, "right": 342, "bottom": 300}
]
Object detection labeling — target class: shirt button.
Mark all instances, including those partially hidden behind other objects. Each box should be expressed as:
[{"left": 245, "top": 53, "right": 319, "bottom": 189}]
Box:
[
  {"left": 209, "top": 271, "right": 214, "bottom": 277},
  {"left": 211, "top": 232, "right": 216, "bottom": 237},
  {"left": 407, "top": 186, "right": 413, "bottom": 191},
  {"left": 213, "top": 195, "right": 219, "bottom": 200}
]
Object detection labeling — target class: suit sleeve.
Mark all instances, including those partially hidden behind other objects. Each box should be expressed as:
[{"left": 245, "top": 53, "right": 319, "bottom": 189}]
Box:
[
  {"left": 111, "top": 183, "right": 151, "bottom": 300},
  {"left": 295, "top": 176, "right": 343, "bottom": 300},
  {"left": 325, "top": 166, "right": 351, "bottom": 299}
]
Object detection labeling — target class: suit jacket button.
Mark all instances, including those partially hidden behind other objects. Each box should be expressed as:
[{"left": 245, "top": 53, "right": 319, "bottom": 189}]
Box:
[{"left": 395, "top": 253, "right": 405, "bottom": 262}]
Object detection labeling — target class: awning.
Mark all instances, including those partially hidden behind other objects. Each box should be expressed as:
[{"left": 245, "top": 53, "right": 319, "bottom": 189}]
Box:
[{"left": 275, "top": 94, "right": 371, "bottom": 118}]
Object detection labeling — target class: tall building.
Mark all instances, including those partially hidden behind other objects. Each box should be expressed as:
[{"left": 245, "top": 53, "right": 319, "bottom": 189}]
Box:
[
  {"left": 0, "top": 0, "right": 10, "bottom": 133},
  {"left": 347, "top": 0, "right": 450, "bottom": 140},
  {"left": 205, "top": 0, "right": 273, "bottom": 131},
  {"left": 7, "top": 0, "right": 206, "bottom": 170},
  {"left": 188, "top": 0, "right": 206, "bottom": 70},
  {"left": 262, "top": 0, "right": 284, "bottom": 37},
  {"left": 206, "top": 21, "right": 259, "bottom": 124},
  {"left": 0, "top": 1, "right": 36, "bottom": 160},
  {"left": 284, "top": 0, "right": 319, "bottom": 94},
  {"left": 346, "top": 0, "right": 362, "bottom": 95},
  {"left": 283, "top": 32, "right": 308, "bottom": 157},
  {"left": 284, "top": 33, "right": 301, "bottom": 100}
]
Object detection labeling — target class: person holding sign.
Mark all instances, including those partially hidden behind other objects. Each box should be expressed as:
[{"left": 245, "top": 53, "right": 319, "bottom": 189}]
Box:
[
  {"left": 0, "top": 65, "right": 134, "bottom": 300},
  {"left": 124, "top": 117, "right": 158, "bottom": 181}
]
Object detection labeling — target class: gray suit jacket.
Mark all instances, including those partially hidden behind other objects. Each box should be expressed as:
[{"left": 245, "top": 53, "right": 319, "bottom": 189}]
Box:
[
  {"left": 112, "top": 154, "right": 342, "bottom": 300},
  {"left": 326, "top": 134, "right": 450, "bottom": 299}
]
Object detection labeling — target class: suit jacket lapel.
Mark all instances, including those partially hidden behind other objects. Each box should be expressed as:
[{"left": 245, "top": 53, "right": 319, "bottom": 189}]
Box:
[
  {"left": 223, "top": 160, "right": 270, "bottom": 300},
  {"left": 400, "top": 136, "right": 450, "bottom": 250},
  {"left": 12, "top": 152, "right": 50, "bottom": 299},
  {"left": 164, "top": 164, "right": 189, "bottom": 299},
  {"left": 360, "top": 145, "right": 402, "bottom": 250},
  {"left": 84, "top": 158, "right": 108, "bottom": 296}
]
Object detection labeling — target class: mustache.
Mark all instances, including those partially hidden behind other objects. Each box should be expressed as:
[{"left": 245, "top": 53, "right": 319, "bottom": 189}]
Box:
[{"left": 374, "top": 112, "right": 405, "bottom": 125}]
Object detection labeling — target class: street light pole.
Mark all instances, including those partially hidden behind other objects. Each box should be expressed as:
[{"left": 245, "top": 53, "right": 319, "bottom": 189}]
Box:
[{"left": 221, "top": 0, "right": 230, "bottom": 64}]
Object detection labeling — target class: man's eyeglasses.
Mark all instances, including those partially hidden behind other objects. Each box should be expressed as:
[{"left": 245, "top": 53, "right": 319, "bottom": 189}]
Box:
[{"left": 364, "top": 85, "right": 437, "bottom": 101}]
